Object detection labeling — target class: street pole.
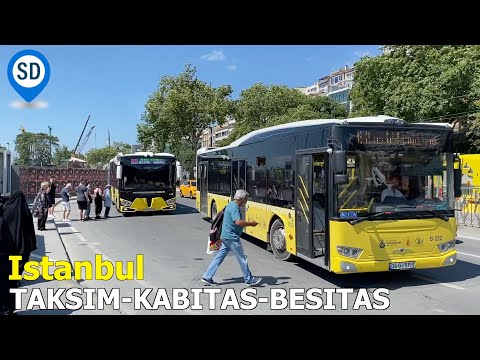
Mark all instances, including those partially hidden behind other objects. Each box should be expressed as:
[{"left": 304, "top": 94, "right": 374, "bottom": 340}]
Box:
[{"left": 48, "top": 126, "right": 52, "bottom": 164}]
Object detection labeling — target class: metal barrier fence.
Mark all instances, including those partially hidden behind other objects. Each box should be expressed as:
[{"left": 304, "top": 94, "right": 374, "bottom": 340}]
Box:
[{"left": 455, "top": 187, "right": 480, "bottom": 227}]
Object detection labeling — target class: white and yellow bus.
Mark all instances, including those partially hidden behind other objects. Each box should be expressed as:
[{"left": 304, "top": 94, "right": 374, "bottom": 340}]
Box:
[
  {"left": 109, "top": 152, "right": 177, "bottom": 214},
  {"left": 196, "top": 116, "right": 459, "bottom": 274}
]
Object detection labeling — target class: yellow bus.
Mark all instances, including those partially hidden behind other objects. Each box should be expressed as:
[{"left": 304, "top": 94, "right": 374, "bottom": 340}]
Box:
[
  {"left": 109, "top": 152, "right": 177, "bottom": 214},
  {"left": 196, "top": 116, "right": 459, "bottom": 274}
]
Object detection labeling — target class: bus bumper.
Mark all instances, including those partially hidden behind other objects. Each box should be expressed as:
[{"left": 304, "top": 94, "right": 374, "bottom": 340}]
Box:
[
  {"left": 330, "top": 250, "right": 457, "bottom": 274},
  {"left": 119, "top": 197, "right": 176, "bottom": 212}
]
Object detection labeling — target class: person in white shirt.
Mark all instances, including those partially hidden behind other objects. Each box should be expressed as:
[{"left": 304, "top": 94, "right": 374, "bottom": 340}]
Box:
[{"left": 381, "top": 175, "right": 406, "bottom": 202}]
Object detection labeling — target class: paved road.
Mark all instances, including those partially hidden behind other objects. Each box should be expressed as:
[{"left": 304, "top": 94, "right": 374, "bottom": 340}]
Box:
[{"left": 52, "top": 196, "right": 480, "bottom": 314}]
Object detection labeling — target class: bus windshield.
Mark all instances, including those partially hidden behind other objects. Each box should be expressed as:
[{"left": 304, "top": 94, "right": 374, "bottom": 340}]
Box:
[
  {"left": 336, "top": 127, "right": 454, "bottom": 218},
  {"left": 122, "top": 159, "right": 174, "bottom": 191}
]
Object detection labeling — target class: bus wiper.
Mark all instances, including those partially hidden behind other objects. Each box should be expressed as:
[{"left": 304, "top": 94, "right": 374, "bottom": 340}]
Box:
[
  {"left": 349, "top": 212, "right": 397, "bottom": 225},
  {"left": 419, "top": 209, "right": 449, "bottom": 222}
]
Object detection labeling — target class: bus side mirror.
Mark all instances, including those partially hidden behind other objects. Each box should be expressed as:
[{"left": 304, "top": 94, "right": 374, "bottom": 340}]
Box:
[
  {"left": 116, "top": 165, "right": 123, "bottom": 180},
  {"left": 332, "top": 150, "right": 348, "bottom": 185},
  {"left": 454, "top": 168, "right": 462, "bottom": 197},
  {"left": 333, "top": 150, "right": 347, "bottom": 174}
]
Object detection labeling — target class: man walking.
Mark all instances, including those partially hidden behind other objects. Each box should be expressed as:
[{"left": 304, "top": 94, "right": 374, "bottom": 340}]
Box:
[
  {"left": 76, "top": 179, "right": 88, "bottom": 222},
  {"left": 60, "top": 183, "right": 72, "bottom": 222},
  {"left": 201, "top": 189, "right": 262, "bottom": 286}
]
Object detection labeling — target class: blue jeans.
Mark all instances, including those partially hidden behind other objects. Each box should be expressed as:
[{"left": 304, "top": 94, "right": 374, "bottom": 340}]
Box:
[{"left": 203, "top": 238, "right": 253, "bottom": 284}]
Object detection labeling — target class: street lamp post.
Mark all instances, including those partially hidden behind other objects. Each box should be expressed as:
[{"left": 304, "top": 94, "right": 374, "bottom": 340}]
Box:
[{"left": 48, "top": 126, "right": 52, "bottom": 164}]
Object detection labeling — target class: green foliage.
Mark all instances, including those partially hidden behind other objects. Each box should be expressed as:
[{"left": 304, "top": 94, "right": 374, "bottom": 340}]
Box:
[
  {"left": 225, "top": 84, "right": 347, "bottom": 144},
  {"left": 171, "top": 138, "right": 194, "bottom": 173},
  {"left": 138, "top": 64, "right": 233, "bottom": 178},
  {"left": 52, "top": 145, "right": 73, "bottom": 167},
  {"left": 85, "top": 146, "right": 118, "bottom": 167},
  {"left": 112, "top": 141, "right": 131, "bottom": 154},
  {"left": 350, "top": 45, "right": 480, "bottom": 150},
  {"left": 14, "top": 132, "right": 59, "bottom": 166}
]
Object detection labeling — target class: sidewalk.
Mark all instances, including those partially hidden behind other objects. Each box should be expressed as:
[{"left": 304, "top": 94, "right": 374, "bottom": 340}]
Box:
[
  {"left": 457, "top": 225, "right": 480, "bottom": 239},
  {"left": 16, "top": 199, "right": 121, "bottom": 315}
]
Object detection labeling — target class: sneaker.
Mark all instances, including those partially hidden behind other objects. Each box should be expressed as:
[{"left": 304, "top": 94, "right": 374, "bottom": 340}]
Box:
[
  {"left": 246, "top": 277, "right": 262, "bottom": 287},
  {"left": 201, "top": 277, "right": 218, "bottom": 286}
]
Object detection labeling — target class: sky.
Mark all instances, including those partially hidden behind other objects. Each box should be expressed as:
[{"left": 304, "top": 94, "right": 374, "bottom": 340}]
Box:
[{"left": 0, "top": 45, "right": 381, "bottom": 155}]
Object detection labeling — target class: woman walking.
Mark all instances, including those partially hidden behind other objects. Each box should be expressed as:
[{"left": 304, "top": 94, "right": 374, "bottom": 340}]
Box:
[
  {"left": 94, "top": 183, "right": 103, "bottom": 220},
  {"left": 2, "top": 191, "right": 37, "bottom": 277},
  {"left": 33, "top": 182, "right": 51, "bottom": 231}
]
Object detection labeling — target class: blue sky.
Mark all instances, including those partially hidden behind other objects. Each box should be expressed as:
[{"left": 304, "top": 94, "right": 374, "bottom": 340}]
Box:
[{"left": 0, "top": 45, "right": 381, "bottom": 154}]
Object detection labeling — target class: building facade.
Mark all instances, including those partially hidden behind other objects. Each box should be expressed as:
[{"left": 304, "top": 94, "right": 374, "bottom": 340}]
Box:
[
  {"left": 0, "top": 147, "right": 12, "bottom": 196},
  {"left": 296, "top": 65, "right": 355, "bottom": 112},
  {"left": 200, "top": 117, "right": 236, "bottom": 148}
]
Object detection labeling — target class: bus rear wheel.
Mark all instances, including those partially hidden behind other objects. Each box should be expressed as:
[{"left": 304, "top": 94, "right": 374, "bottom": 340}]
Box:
[
  {"left": 270, "top": 219, "right": 293, "bottom": 261},
  {"left": 211, "top": 201, "right": 217, "bottom": 220}
]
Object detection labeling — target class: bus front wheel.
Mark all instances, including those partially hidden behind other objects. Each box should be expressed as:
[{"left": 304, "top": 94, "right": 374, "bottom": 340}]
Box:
[{"left": 270, "top": 219, "right": 293, "bottom": 261}]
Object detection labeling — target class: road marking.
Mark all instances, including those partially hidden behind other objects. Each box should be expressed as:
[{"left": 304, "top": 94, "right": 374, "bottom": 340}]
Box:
[
  {"left": 433, "top": 308, "right": 446, "bottom": 313},
  {"left": 57, "top": 225, "right": 196, "bottom": 315},
  {"left": 457, "top": 251, "right": 480, "bottom": 259},
  {"left": 412, "top": 274, "right": 465, "bottom": 290},
  {"left": 69, "top": 226, "right": 87, "bottom": 242},
  {"left": 457, "top": 235, "right": 480, "bottom": 242}
]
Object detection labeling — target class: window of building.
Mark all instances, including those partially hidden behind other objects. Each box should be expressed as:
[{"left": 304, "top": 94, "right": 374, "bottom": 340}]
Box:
[{"left": 331, "top": 74, "right": 343, "bottom": 84}]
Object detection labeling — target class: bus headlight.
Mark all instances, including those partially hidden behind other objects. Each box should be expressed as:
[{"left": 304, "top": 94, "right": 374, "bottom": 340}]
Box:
[
  {"left": 166, "top": 198, "right": 176, "bottom": 206},
  {"left": 336, "top": 246, "right": 363, "bottom": 259},
  {"left": 121, "top": 200, "right": 132, "bottom": 207},
  {"left": 437, "top": 240, "right": 455, "bottom": 252}
]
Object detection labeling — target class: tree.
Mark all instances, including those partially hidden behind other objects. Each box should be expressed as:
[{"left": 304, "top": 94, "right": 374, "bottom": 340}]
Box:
[
  {"left": 112, "top": 141, "right": 131, "bottom": 154},
  {"left": 85, "top": 146, "right": 118, "bottom": 168},
  {"left": 224, "top": 83, "right": 347, "bottom": 145},
  {"left": 14, "top": 131, "right": 59, "bottom": 166},
  {"left": 138, "top": 64, "right": 233, "bottom": 178},
  {"left": 350, "top": 45, "right": 480, "bottom": 150},
  {"left": 171, "top": 138, "right": 195, "bottom": 174},
  {"left": 52, "top": 145, "right": 73, "bottom": 167}
]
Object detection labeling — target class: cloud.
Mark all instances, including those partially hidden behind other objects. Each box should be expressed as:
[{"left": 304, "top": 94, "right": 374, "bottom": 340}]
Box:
[
  {"left": 354, "top": 50, "right": 371, "bottom": 59},
  {"left": 305, "top": 56, "right": 313, "bottom": 62},
  {"left": 201, "top": 50, "right": 226, "bottom": 61},
  {"left": 10, "top": 100, "right": 48, "bottom": 109},
  {"left": 226, "top": 64, "right": 237, "bottom": 71}
]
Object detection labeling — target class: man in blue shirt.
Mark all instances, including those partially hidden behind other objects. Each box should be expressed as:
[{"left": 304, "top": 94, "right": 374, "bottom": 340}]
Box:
[{"left": 202, "top": 189, "right": 262, "bottom": 286}]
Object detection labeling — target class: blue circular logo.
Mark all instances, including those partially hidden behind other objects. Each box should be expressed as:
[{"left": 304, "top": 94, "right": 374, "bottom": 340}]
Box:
[{"left": 7, "top": 49, "right": 50, "bottom": 103}]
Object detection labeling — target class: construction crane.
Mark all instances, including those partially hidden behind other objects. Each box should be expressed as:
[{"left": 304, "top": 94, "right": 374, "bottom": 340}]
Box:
[
  {"left": 77, "top": 126, "right": 96, "bottom": 155},
  {"left": 73, "top": 115, "right": 91, "bottom": 156}
]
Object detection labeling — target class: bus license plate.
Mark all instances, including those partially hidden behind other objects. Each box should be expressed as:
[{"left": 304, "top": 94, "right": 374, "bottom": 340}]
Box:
[
  {"left": 144, "top": 208, "right": 155, "bottom": 212},
  {"left": 389, "top": 261, "right": 416, "bottom": 271}
]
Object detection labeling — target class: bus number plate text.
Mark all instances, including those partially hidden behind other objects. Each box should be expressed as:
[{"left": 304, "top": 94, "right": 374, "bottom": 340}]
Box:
[{"left": 389, "top": 261, "right": 416, "bottom": 271}]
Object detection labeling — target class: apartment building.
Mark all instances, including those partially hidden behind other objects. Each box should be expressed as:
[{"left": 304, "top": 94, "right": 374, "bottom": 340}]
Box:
[
  {"left": 296, "top": 65, "right": 355, "bottom": 112},
  {"left": 200, "top": 117, "right": 236, "bottom": 148}
]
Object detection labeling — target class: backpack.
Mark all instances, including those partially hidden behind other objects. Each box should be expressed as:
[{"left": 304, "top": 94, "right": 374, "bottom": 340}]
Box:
[{"left": 209, "top": 208, "right": 225, "bottom": 243}]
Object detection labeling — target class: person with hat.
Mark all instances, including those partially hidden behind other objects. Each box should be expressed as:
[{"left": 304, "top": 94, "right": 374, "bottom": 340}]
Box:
[{"left": 103, "top": 185, "right": 112, "bottom": 219}]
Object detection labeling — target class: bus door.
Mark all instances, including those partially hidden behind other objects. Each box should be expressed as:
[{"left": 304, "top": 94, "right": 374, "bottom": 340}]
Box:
[
  {"left": 199, "top": 161, "right": 209, "bottom": 215},
  {"left": 295, "top": 150, "right": 328, "bottom": 259},
  {"left": 232, "top": 159, "right": 247, "bottom": 219}
]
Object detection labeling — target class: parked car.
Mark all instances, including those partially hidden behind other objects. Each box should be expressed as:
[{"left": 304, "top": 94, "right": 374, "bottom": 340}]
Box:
[{"left": 179, "top": 180, "right": 197, "bottom": 199}]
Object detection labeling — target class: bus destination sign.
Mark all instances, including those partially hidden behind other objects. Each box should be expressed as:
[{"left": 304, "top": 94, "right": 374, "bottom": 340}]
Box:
[{"left": 130, "top": 158, "right": 168, "bottom": 165}]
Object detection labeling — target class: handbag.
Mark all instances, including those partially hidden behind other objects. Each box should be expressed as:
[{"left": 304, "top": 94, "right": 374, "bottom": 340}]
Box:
[{"left": 33, "top": 208, "right": 41, "bottom": 218}]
